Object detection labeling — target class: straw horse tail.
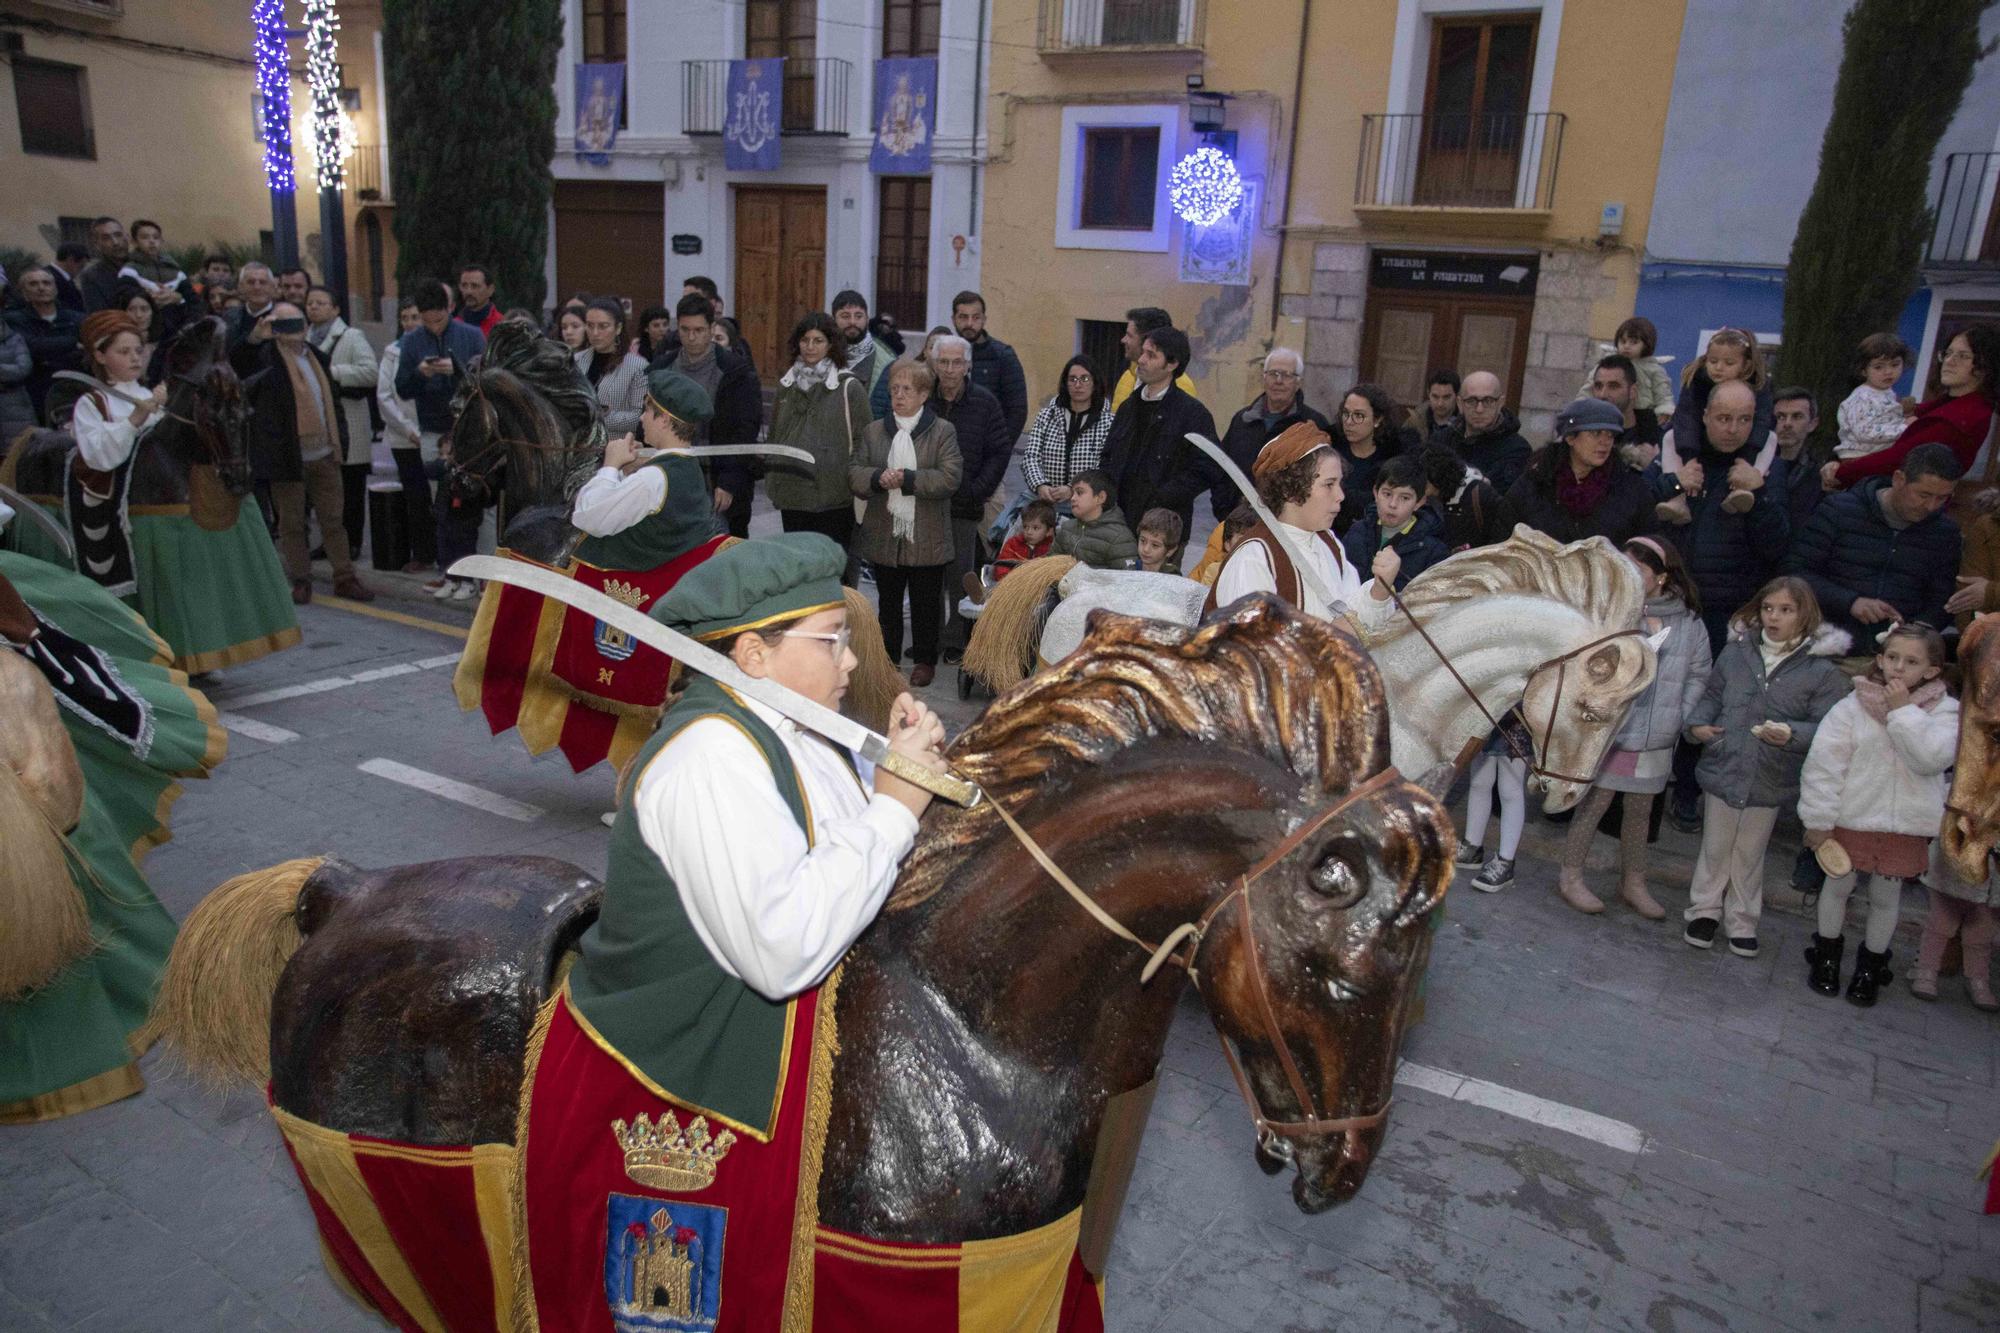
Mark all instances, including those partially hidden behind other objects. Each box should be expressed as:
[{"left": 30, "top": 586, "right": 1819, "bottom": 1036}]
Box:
[
  {"left": 843, "top": 584, "right": 910, "bottom": 734},
  {"left": 142, "top": 857, "right": 326, "bottom": 1086},
  {"left": 964, "top": 555, "right": 1076, "bottom": 693}
]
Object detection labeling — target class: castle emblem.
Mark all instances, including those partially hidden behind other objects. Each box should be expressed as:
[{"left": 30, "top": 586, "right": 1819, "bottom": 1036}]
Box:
[
  {"left": 593, "top": 578, "right": 651, "bottom": 662},
  {"left": 603, "top": 1194, "right": 725, "bottom": 1331}
]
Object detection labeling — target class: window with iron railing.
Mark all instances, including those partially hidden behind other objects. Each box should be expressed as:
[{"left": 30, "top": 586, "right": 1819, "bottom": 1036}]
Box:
[
  {"left": 747, "top": 0, "right": 820, "bottom": 133},
  {"left": 683, "top": 59, "right": 851, "bottom": 137},
  {"left": 1039, "top": 0, "right": 1200, "bottom": 51},
  {"left": 1356, "top": 112, "right": 1565, "bottom": 211},
  {"left": 1929, "top": 152, "right": 2000, "bottom": 268}
]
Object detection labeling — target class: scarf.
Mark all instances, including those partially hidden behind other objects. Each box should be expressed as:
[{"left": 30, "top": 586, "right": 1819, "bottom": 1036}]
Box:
[
  {"left": 886, "top": 411, "right": 920, "bottom": 542},
  {"left": 281, "top": 346, "right": 335, "bottom": 461},
  {"left": 789, "top": 358, "right": 833, "bottom": 392},
  {"left": 1555, "top": 458, "right": 1616, "bottom": 517},
  {"left": 1852, "top": 676, "right": 1947, "bottom": 723},
  {"left": 1759, "top": 630, "right": 1802, "bottom": 672},
  {"left": 848, "top": 333, "right": 880, "bottom": 375}
]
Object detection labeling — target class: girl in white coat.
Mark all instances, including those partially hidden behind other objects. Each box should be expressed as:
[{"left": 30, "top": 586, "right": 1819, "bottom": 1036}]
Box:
[{"left": 1799, "top": 624, "right": 1958, "bottom": 1006}]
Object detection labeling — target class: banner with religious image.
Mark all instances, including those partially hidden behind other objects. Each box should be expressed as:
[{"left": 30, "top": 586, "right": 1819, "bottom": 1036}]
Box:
[
  {"left": 573, "top": 63, "right": 624, "bottom": 166},
  {"left": 869, "top": 57, "right": 936, "bottom": 175},
  {"left": 1180, "top": 177, "right": 1258, "bottom": 287},
  {"left": 723, "top": 58, "right": 783, "bottom": 172}
]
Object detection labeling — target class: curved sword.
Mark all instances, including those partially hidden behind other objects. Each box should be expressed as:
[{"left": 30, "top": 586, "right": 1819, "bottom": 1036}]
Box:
[
  {"left": 634, "top": 443, "right": 816, "bottom": 466},
  {"left": 53, "top": 370, "right": 152, "bottom": 408},
  {"left": 0, "top": 484, "right": 74, "bottom": 560}
]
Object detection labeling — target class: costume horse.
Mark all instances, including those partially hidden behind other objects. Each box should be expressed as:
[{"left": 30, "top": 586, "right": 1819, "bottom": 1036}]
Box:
[
  {"left": 1942, "top": 614, "right": 2000, "bottom": 883},
  {"left": 977, "top": 528, "right": 1657, "bottom": 812},
  {"left": 0, "top": 315, "right": 254, "bottom": 553},
  {"left": 152, "top": 597, "right": 1452, "bottom": 1329},
  {"left": 443, "top": 317, "right": 604, "bottom": 565}
]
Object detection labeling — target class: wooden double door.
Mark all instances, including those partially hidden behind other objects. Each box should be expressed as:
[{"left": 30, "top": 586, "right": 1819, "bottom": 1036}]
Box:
[
  {"left": 734, "top": 186, "right": 827, "bottom": 379},
  {"left": 1361, "top": 292, "right": 1533, "bottom": 415}
]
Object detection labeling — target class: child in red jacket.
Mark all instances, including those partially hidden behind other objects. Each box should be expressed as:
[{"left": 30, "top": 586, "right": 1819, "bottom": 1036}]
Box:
[{"left": 993, "top": 499, "right": 1057, "bottom": 581}]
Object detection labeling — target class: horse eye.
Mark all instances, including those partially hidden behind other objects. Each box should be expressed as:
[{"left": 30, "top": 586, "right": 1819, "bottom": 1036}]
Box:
[{"left": 1307, "top": 846, "right": 1367, "bottom": 907}]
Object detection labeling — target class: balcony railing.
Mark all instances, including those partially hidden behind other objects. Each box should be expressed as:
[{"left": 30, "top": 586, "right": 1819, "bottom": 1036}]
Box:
[
  {"left": 1038, "top": 0, "right": 1200, "bottom": 51},
  {"left": 1928, "top": 152, "right": 2000, "bottom": 268},
  {"left": 683, "top": 58, "right": 851, "bottom": 138},
  {"left": 350, "top": 143, "right": 390, "bottom": 202},
  {"left": 1357, "top": 112, "right": 1564, "bottom": 211}
]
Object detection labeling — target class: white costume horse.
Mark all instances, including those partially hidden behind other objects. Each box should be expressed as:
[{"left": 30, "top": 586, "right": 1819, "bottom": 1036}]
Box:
[{"left": 1004, "top": 528, "right": 1657, "bottom": 812}]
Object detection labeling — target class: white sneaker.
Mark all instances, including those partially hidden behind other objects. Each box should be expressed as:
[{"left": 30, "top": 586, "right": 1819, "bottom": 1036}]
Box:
[
  {"left": 450, "top": 581, "right": 477, "bottom": 602},
  {"left": 430, "top": 580, "right": 455, "bottom": 600}
]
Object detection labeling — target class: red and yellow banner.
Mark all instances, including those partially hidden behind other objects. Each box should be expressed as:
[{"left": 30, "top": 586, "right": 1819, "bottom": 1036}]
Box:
[{"left": 453, "top": 539, "right": 728, "bottom": 774}]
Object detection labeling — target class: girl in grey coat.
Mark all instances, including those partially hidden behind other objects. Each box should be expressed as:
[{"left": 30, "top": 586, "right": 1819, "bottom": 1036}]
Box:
[
  {"left": 576, "top": 298, "right": 649, "bottom": 438},
  {"left": 1558, "top": 537, "right": 1713, "bottom": 919},
  {"left": 851, "top": 360, "right": 963, "bottom": 680},
  {"left": 1681, "top": 575, "right": 1851, "bottom": 956}
]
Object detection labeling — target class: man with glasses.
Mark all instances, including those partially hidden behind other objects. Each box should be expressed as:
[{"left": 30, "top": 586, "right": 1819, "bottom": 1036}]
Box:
[
  {"left": 1221, "top": 348, "right": 1329, "bottom": 473},
  {"left": 1442, "top": 370, "right": 1532, "bottom": 494}
]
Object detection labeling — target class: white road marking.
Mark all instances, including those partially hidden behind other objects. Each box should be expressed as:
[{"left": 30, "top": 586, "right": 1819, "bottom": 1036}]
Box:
[
  {"left": 357, "top": 759, "right": 544, "bottom": 822},
  {"left": 217, "top": 714, "right": 300, "bottom": 744},
  {"left": 222, "top": 654, "right": 459, "bottom": 709},
  {"left": 1396, "top": 1060, "right": 1650, "bottom": 1155}
]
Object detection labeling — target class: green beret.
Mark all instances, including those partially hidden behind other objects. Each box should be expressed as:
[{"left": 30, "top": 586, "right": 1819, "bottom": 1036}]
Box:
[
  {"left": 651, "top": 533, "right": 846, "bottom": 641},
  {"left": 643, "top": 368, "right": 713, "bottom": 425}
]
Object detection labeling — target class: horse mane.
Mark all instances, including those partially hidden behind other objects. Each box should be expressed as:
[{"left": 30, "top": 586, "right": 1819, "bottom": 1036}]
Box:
[
  {"left": 452, "top": 319, "right": 604, "bottom": 504},
  {"left": 1366, "top": 525, "right": 1642, "bottom": 648},
  {"left": 472, "top": 318, "right": 602, "bottom": 443},
  {"left": 889, "top": 595, "right": 1388, "bottom": 909},
  {"left": 161, "top": 316, "right": 227, "bottom": 381}
]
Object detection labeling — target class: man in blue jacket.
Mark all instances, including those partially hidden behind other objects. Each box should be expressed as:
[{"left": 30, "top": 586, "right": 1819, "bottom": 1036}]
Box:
[
  {"left": 394, "top": 280, "right": 487, "bottom": 599},
  {"left": 951, "top": 290, "right": 1027, "bottom": 443},
  {"left": 1785, "top": 443, "right": 1962, "bottom": 651}
]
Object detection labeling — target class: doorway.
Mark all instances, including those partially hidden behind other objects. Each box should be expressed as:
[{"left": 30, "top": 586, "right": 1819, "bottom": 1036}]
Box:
[
  {"left": 553, "top": 180, "right": 665, "bottom": 312},
  {"left": 734, "top": 186, "right": 827, "bottom": 378},
  {"left": 1361, "top": 294, "right": 1534, "bottom": 412},
  {"left": 1417, "top": 15, "right": 1538, "bottom": 207}
]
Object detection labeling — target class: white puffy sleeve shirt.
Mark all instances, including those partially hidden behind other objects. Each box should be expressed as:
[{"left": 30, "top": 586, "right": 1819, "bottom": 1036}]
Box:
[
  {"left": 571, "top": 463, "right": 669, "bottom": 537},
  {"left": 1212, "top": 520, "right": 1391, "bottom": 629},
  {"left": 72, "top": 388, "right": 156, "bottom": 472},
  {"left": 632, "top": 694, "right": 920, "bottom": 1000}
]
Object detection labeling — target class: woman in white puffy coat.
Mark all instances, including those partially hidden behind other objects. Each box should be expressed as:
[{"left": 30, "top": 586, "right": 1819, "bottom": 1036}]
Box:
[{"left": 1797, "top": 624, "right": 1958, "bottom": 1006}]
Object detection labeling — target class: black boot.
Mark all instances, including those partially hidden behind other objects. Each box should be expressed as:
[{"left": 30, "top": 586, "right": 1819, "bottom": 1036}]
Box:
[
  {"left": 1804, "top": 934, "right": 1844, "bottom": 997},
  {"left": 1847, "top": 946, "right": 1893, "bottom": 1007}
]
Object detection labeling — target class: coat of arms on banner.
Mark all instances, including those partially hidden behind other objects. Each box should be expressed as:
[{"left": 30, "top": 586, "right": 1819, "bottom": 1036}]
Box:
[
  {"left": 1180, "top": 176, "right": 1259, "bottom": 287},
  {"left": 604, "top": 1193, "right": 726, "bottom": 1331},
  {"left": 723, "top": 58, "right": 782, "bottom": 171},
  {"left": 869, "top": 57, "right": 936, "bottom": 174}
]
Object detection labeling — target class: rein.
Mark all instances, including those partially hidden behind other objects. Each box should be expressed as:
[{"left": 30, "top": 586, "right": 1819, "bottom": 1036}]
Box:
[
  {"left": 986, "top": 766, "right": 1405, "bottom": 1141},
  {"left": 1379, "top": 580, "right": 1644, "bottom": 786}
]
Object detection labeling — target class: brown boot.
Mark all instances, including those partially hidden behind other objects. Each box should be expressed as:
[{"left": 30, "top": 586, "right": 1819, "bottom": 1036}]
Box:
[
  {"left": 1619, "top": 872, "right": 1667, "bottom": 920},
  {"left": 333, "top": 574, "right": 377, "bottom": 602},
  {"left": 1558, "top": 870, "right": 1605, "bottom": 915},
  {"left": 290, "top": 578, "right": 312, "bottom": 605}
]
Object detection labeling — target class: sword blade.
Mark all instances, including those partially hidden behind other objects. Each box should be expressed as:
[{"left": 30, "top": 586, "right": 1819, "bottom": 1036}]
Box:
[
  {"left": 1182, "top": 433, "right": 1345, "bottom": 614},
  {"left": 447, "top": 554, "right": 981, "bottom": 807},
  {"left": 634, "top": 443, "right": 817, "bottom": 466},
  {"left": 0, "top": 484, "right": 74, "bottom": 560}
]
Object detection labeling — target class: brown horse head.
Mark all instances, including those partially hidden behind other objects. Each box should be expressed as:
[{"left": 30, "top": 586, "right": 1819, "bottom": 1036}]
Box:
[
  {"left": 1943, "top": 615, "right": 2000, "bottom": 882},
  {"left": 849, "top": 593, "right": 1452, "bottom": 1229}
]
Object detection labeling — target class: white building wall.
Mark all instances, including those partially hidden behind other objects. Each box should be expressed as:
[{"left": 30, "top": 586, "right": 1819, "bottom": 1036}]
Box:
[{"left": 548, "top": 0, "right": 985, "bottom": 327}]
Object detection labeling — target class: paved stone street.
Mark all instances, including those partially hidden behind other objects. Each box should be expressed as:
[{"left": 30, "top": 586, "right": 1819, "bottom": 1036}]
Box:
[{"left": 5, "top": 565, "right": 1999, "bottom": 1332}]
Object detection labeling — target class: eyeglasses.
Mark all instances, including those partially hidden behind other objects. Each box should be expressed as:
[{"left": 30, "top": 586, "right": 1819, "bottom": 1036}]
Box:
[
  {"left": 780, "top": 625, "right": 852, "bottom": 659},
  {"left": 1939, "top": 347, "right": 1974, "bottom": 364},
  {"left": 1064, "top": 373, "right": 1094, "bottom": 384},
  {"left": 1459, "top": 395, "right": 1500, "bottom": 409},
  {"left": 1339, "top": 409, "right": 1375, "bottom": 422},
  {"left": 1263, "top": 369, "right": 1300, "bottom": 381}
]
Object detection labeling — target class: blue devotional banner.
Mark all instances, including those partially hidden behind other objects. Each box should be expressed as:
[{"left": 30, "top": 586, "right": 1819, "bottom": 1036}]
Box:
[
  {"left": 573, "top": 63, "right": 624, "bottom": 166},
  {"left": 723, "top": 58, "right": 783, "bottom": 172},
  {"left": 869, "top": 57, "right": 935, "bottom": 175}
]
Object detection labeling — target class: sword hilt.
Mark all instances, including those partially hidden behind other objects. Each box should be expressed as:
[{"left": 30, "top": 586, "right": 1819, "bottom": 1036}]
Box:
[{"left": 875, "top": 750, "right": 983, "bottom": 808}]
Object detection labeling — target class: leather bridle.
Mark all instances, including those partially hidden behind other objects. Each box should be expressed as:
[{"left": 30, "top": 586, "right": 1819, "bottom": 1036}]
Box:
[
  {"left": 987, "top": 765, "right": 1406, "bottom": 1142},
  {"left": 1381, "top": 580, "right": 1645, "bottom": 786}
]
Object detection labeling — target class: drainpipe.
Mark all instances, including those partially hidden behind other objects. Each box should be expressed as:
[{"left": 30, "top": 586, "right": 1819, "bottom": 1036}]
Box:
[
  {"left": 1268, "top": 0, "right": 1312, "bottom": 337},
  {"left": 970, "top": 0, "right": 990, "bottom": 234}
]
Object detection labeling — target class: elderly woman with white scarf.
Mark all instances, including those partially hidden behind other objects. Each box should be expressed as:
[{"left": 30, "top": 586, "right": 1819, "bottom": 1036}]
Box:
[{"left": 850, "top": 359, "right": 963, "bottom": 688}]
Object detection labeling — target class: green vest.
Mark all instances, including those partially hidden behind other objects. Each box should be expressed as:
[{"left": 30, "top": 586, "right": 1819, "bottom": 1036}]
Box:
[
  {"left": 568, "top": 677, "right": 808, "bottom": 1134},
  {"left": 572, "top": 454, "right": 722, "bottom": 572}
]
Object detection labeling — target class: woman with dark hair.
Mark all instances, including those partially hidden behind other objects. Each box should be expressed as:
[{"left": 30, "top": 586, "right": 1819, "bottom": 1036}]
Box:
[
  {"left": 1506, "top": 397, "right": 1658, "bottom": 546},
  {"left": 555, "top": 303, "right": 589, "bottom": 352},
  {"left": 115, "top": 282, "right": 160, "bottom": 371},
  {"left": 1332, "top": 382, "right": 1407, "bottom": 532},
  {"left": 768, "top": 311, "right": 873, "bottom": 570},
  {"left": 1022, "top": 354, "right": 1110, "bottom": 513},
  {"left": 1827, "top": 323, "right": 2000, "bottom": 490},
  {"left": 576, "top": 298, "right": 648, "bottom": 437},
  {"left": 633, "top": 305, "right": 674, "bottom": 363}
]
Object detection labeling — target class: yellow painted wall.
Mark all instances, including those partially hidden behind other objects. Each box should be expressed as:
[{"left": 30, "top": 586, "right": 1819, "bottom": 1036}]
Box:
[
  {"left": 0, "top": 3, "right": 343, "bottom": 269},
  {"left": 979, "top": 4, "right": 1306, "bottom": 415}
]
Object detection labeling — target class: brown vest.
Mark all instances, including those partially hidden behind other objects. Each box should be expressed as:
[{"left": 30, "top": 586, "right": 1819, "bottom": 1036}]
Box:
[{"left": 1201, "top": 521, "right": 1347, "bottom": 615}]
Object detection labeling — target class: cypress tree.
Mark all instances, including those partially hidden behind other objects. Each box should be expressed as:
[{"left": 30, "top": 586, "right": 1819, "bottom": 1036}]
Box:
[
  {"left": 383, "top": 0, "right": 561, "bottom": 312},
  {"left": 1780, "top": 0, "right": 1992, "bottom": 434}
]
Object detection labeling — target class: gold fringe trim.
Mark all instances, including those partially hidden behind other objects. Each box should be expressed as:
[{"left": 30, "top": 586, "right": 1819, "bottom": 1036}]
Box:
[
  {"left": 172, "top": 624, "right": 303, "bottom": 676},
  {"left": 780, "top": 963, "right": 843, "bottom": 1333}
]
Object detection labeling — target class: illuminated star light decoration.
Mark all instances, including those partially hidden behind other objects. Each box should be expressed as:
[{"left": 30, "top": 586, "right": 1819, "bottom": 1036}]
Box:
[
  {"left": 304, "top": 0, "right": 349, "bottom": 189},
  {"left": 1169, "top": 145, "right": 1244, "bottom": 227},
  {"left": 253, "top": 0, "right": 295, "bottom": 193}
]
